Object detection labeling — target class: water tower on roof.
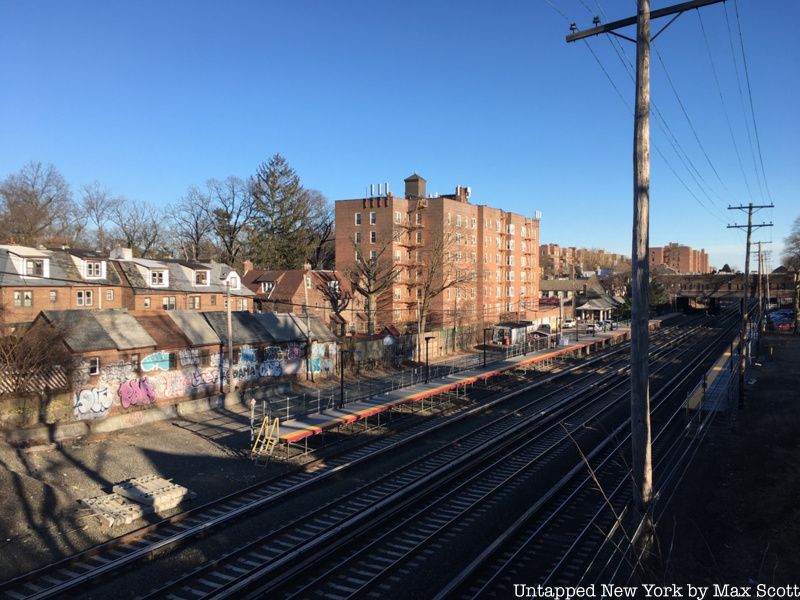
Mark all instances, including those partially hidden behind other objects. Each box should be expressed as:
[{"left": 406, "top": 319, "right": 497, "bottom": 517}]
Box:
[{"left": 404, "top": 173, "right": 426, "bottom": 199}]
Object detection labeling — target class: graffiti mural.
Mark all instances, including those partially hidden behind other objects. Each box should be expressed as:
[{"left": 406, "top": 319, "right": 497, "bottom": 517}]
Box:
[
  {"left": 119, "top": 378, "right": 157, "bottom": 408},
  {"left": 178, "top": 348, "right": 200, "bottom": 367},
  {"left": 259, "top": 361, "right": 282, "bottom": 377},
  {"left": 239, "top": 345, "right": 257, "bottom": 364},
  {"left": 141, "top": 351, "right": 171, "bottom": 372},
  {"left": 73, "top": 387, "right": 113, "bottom": 420}
]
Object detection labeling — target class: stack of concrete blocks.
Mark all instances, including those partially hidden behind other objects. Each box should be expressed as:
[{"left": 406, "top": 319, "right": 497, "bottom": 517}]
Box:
[
  {"left": 112, "top": 475, "right": 196, "bottom": 512},
  {"left": 80, "top": 474, "right": 195, "bottom": 527}
]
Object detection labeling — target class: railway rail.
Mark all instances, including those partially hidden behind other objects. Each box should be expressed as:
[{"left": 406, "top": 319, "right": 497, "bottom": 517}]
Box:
[{"left": 0, "top": 315, "right": 731, "bottom": 600}]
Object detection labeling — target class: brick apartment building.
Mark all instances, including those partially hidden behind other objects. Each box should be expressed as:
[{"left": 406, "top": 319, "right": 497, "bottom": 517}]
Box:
[
  {"left": 335, "top": 174, "right": 541, "bottom": 333},
  {"left": 540, "top": 243, "right": 629, "bottom": 277},
  {"left": 649, "top": 243, "right": 710, "bottom": 274}
]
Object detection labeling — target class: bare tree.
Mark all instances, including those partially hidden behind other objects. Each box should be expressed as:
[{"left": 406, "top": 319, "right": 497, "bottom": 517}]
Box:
[
  {"left": 414, "top": 229, "right": 474, "bottom": 346},
  {"left": 316, "top": 272, "right": 351, "bottom": 336},
  {"left": 108, "top": 199, "right": 163, "bottom": 258},
  {"left": 80, "top": 182, "right": 121, "bottom": 253},
  {"left": 0, "top": 305, "right": 74, "bottom": 402},
  {"left": 782, "top": 215, "right": 800, "bottom": 334},
  {"left": 169, "top": 186, "right": 214, "bottom": 260},
  {"left": 306, "top": 189, "right": 334, "bottom": 269},
  {"left": 345, "top": 240, "right": 400, "bottom": 336},
  {"left": 207, "top": 177, "right": 254, "bottom": 267},
  {"left": 0, "top": 162, "right": 77, "bottom": 246}
]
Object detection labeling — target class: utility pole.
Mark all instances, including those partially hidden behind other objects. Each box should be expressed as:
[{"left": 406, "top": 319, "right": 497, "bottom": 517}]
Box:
[
  {"left": 728, "top": 203, "right": 773, "bottom": 406},
  {"left": 567, "top": 0, "right": 726, "bottom": 544}
]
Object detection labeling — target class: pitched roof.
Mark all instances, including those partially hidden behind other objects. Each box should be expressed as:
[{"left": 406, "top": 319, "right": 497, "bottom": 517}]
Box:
[
  {"left": 40, "top": 310, "right": 157, "bottom": 353},
  {"left": 202, "top": 311, "right": 275, "bottom": 345},
  {"left": 252, "top": 312, "right": 306, "bottom": 343},
  {"left": 135, "top": 315, "right": 193, "bottom": 348},
  {"left": 167, "top": 311, "right": 222, "bottom": 346},
  {"left": 289, "top": 313, "right": 338, "bottom": 343}
]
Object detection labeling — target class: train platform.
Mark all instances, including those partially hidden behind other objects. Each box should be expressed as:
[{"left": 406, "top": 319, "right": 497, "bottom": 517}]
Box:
[{"left": 277, "top": 325, "right": 635, "bottom": 446}]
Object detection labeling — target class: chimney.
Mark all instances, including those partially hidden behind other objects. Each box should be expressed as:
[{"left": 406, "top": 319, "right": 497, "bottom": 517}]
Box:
[
  {"left": 110, "top": 247, "right": 133, "bottom": 260},
  {"left": 404, "top": 173, "right": 427, "bottom": 199},
  {"left": 243, "top": 259, "right": 254, "bottom": 274}
]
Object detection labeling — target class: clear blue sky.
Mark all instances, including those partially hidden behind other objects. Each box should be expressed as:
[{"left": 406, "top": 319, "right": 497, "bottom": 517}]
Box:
[{"left": 1, "top": 0, "right": 797, "bottom": 271}]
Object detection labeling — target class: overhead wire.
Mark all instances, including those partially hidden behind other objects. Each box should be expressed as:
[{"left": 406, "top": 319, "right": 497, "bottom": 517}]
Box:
[
  {"left": 573, "top": 1, "right": 728, "bottom": 225},
  {"left": 696, "top": 9, "right": 753, "bottom": 204},
  {"left": 723, "top": 1, "right": 766, "bottom": 204},
  {"left": 732, "top": 0, "right": 773, "bottom": 205}
]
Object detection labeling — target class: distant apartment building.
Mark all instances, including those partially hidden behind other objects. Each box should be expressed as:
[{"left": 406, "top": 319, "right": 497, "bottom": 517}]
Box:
[
  {"left": 539, "top": 244, "right": 629, "bottom": 277},
  {"left": 649, "top": 243, "right": 710, "bottom": 274},
  {"left": 335, "top": 174, "right": 541, "bottom": 333}
]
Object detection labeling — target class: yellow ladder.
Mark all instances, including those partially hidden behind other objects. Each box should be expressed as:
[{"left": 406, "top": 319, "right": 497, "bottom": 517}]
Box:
[{"left": 250, "top": 417, "right": 280, "bottom": 465}]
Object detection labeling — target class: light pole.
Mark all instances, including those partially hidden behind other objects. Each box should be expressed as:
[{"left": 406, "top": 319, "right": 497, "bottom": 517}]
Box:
[
  {"left": 339, "top": 348, "right": 348, "bottom": 409},
  {"left": 425, "top": 336, "right": 434, "bottom": 383},
  {"left": 483, "top": 327, "right": 493, "bottom": 368},
  {"left": 222, "top": 273, "right": 235, "bottom": 403}
]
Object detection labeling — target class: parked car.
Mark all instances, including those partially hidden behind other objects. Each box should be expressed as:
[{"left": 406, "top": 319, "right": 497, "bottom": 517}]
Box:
[
  {"left": 776, "top": 321, "right": 794, "bottom": 332},
  {"left": 563, "top": 319, "right": 576, "bottom": 329}
]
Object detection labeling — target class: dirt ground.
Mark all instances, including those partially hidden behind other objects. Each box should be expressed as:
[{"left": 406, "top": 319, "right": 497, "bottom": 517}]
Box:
[{"left": 653, "top": 332, "right": 800, "bottom": 585}]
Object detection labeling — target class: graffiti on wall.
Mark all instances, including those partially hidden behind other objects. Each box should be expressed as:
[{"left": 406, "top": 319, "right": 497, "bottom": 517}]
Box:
[
  {"left": 178, "top": 348, "right": 200, "bottom": 367},
  {"left": 73, "top": 387, "right": 113, "bottom": 420},
  {"left": 70, "top": 343, "right": 316, "bottom": 421},
  {"left": 119, "top": 378, "right": 157, "bottom": 408},
  {"left": 141, "top": 351, "right": 171, "bottom": 372}
]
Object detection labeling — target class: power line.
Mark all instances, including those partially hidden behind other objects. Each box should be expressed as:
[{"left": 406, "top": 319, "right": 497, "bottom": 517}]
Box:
[
  {"left": 723, "top": 2, "right": 766, "bottom": 204},
  {"left": 696, "top": 9, "right": 753, "bottom": 203},
  {"left": 732, "top": 0, "right": 773, "bottom": 205}
]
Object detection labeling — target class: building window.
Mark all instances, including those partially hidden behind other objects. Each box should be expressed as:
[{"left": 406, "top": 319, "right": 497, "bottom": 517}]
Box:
[
  {"left": 370, "top": 250, "right": 378, "bottom": 260},
  {"left": 210, "top": 295, "right": 217, "bottom": 306},
  {"left": 49, "top": 290, "right": 58, "bottom": 303},
  {"left": 395, "top": 211, "right": 402, "bottom": 224},
  {"left": 370, "top": 231, "right": 377, "bottom": 244},
  {"left": 85, "top": 261, "right": 102, "bottom": 278},
  {"left": 507, "top": 224, "right": 516, "bottom": 235},
  {"left": 162, "top": 296, "right": 176, "bottom": 310},
  {"left": 355, "top": 212, "right": 362, "bottom": 225},
  {"left": 370, "top": 211, "right": 377, "bottom": 225},
  {"left": 195, "top": 271, "right": 209, "bottom": 285},
  {"left": 447, "top": 212, "right": 452, "bottom": 225},
  {"left": 77, "top": 290, "right": 93, "bottom": 306},
  {"left": 471, "top": 217, "right": 476, "bottom": 229},
  {"left": 106, "top": 289, "right": 114, "bottom": 301},
  {"left": 144, "top": 297, "right": 151, "bottom": 308},
  {"left": 88, "top": 357, "right": 100, "bottom": 376},
  {"left": 151, "top": 271, "right": 166, "bottom": 286},
  {"left": 355, "top": 231, "right": 361, "bottom": 243},
  {"left": 456, "top": 214, "right": 462, "bottom": 227},
  {"left": 189, "top": 295, "right": 201, "bottom": 309},
  {"left": 416, "top": 212, "right": 422, "bottom": 225},
  {"left": 237, "top": 298, "right": 247, "bottom": 311},
  {"left": 25, "top": 259, "right": 45, "bottom": 277},
  {"left": 416, "top": 231, "right": 422, "bottom": 243},
  {"left": 14, "top": 290, "right": 33, "bottom": 307}
]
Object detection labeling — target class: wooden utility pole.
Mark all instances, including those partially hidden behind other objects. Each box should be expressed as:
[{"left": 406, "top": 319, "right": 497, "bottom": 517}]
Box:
[
  {"left": 567, "top": 0, "right": 726, "bottom": 537},
  {"left": 728, "top": 204, "right": 773, "bottom": 406}
]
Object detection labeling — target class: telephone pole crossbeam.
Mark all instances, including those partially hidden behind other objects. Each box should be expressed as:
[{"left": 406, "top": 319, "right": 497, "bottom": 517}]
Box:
[{"left": 727, "top": 203, "right": 773, "bottom": 407}]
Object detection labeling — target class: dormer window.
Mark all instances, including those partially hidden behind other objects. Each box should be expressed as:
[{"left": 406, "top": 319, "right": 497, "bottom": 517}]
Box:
[
  {"left": 195, "top": 270, "right": 210, "bottom": 286},
  {"left": 86, "top": 261, "right": 103, "bottom": 278},
  {"left": 261, "top": 281, "right": 275, "bottom": 294},
  {"left": 228, "top": 275, "right": 240, "bottom": 290},
  {"left": 150, "top": 270, "right": 167, "bottom": 287},
  {"left": 26, "top": 259, "right": 45, "bottom": 277}
]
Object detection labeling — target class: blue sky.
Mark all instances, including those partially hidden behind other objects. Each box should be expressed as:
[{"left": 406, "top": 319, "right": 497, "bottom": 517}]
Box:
[{"left": 1, "top": 0, "right": 797, "bottom": 270}]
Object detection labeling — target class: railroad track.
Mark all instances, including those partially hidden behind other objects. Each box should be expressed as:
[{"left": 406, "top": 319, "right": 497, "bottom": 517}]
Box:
[
  {"left": 0, "top": 316, "right": 721, "bottom": 599},
  {"left": 192, "top": 316, "right": 733, "bottom": 599}
]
